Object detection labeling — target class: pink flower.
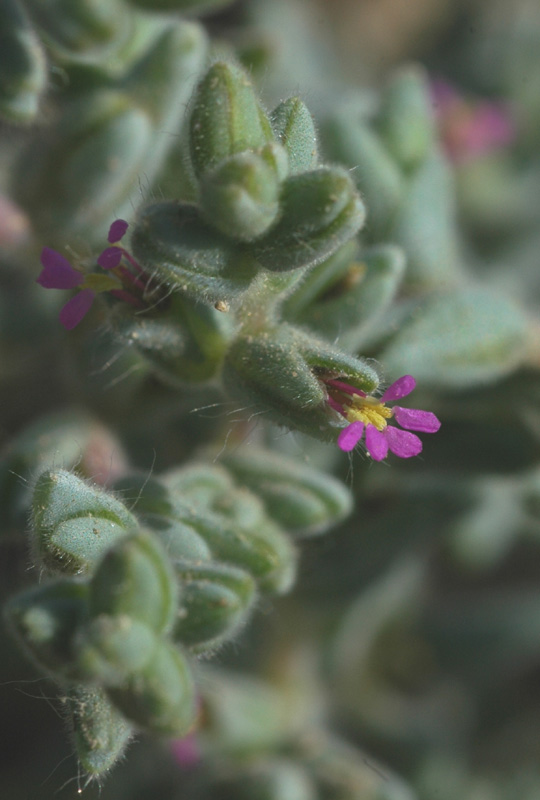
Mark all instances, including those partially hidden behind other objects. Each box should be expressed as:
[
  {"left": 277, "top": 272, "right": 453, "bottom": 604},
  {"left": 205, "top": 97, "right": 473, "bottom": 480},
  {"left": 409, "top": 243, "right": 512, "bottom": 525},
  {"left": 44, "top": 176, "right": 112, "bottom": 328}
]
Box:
[
  {"left": 326, "top": 375, "right": 440, "bottom": 460},
  {"left": 36, "top": 248, "right": 85, "bottom": 290},
  {"left": 431, "top": 78, "right": 515, "bottom": 164},
  {"left": 170, "top": 733, "right": 201, "bottom": 769},
  {"left": 36, "top": 220, "right": 145, "bottom": 329}
]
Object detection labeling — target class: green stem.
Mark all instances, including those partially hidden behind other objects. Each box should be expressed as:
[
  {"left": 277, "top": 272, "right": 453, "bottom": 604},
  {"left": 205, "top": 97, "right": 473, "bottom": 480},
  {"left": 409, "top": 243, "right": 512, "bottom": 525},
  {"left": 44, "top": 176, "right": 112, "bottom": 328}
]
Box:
[{"left": 235, "top": 268, "right": 307, "bottom": 333}]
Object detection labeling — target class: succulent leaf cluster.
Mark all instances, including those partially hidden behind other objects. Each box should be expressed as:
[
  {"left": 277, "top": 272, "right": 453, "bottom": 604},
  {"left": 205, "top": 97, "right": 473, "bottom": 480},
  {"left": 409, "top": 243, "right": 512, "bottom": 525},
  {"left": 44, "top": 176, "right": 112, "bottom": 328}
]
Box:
[{"left": 1, "top": 0, "right": 540, "bottom": 798}]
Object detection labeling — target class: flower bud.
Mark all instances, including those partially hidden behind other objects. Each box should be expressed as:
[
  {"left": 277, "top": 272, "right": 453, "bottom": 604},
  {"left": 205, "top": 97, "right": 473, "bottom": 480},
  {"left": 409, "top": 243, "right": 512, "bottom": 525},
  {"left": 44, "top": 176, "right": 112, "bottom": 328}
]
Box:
[
  {"left": 199, "top": 143, "right": 287, "bottom": 241},
  {"left": 68, "top": 685, "right": 133, "bottom": 776},
  {"left": 0, "top": 0, "right": 46, "bottom": 124},
  {"left": 130, "top": 202, "right": 257, "bottom": 303},
  {"left": 89, "top": 531, "right": 179, "bottom": 635},
  {"left": 107, "top": 640, "right": 196, "bottom": 736},
  {"left": 223, "top": 325, "right": 379, "bottom": 440},
  {"left": 189, "top": 61, "right": 273, "bottom": 179},
  {"left": 5, "top": 579, "right": 88, "bottom": 679},
  {"left": 250, "top": 167, "right": 365, "bottom": 271},
  {"left": 32, "top": 469, "right": 137, "bottom": 575},
  {"left": 271, "top": 97, "right": 319, "bottom": 175},
  {"left": 174, "top": 561, "right": 256, "bottom": 652}
]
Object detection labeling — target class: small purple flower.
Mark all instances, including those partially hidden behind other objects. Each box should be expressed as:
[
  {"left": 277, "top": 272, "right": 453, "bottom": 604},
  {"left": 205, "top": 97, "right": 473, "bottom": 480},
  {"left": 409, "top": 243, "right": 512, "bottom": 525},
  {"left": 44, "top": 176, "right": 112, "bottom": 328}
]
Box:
[
  {"left": 170, "top": 733, "right": 201, "bottom": 769},
  {"left": 36, "top": 219, "right": 149, "bottom": 329},
  {"left": 326, "top": 375, "right": 440, "bottom": 460},
  {"left": 36, "top": 247, "right": 95, "bottom": 328},
  {"left": 431, "top": 78, "right": 515, "bottom": 164}
]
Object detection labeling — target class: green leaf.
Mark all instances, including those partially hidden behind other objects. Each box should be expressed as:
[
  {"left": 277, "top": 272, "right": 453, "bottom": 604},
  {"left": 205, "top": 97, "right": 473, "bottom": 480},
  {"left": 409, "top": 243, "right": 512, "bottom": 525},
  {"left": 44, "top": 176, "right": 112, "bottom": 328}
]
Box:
[
  {"left": 130, "top": 202, "right": 257, "bottom": 304},
  {"left": 222, "top": 447, "right": 352, "bottom": 536},
  {"left": 32, "top": 469, "right": 137, "bottom": 575},
  {"left": 376, "top": 65, "right": 436, "bottom": 173},
  {"left": 391, "top": 148, "right": 461, "bottom": 288},
  {"left": 271, "top": 97, "right": 319, "bottom": 175},
  {"left": 199, "top": 146, "right": 285, "bottom": 242},
  {"left": 69, "top": 685, "right": 133, "bottom": 776},
  {"left": 189, "top": 60, "right": 273, "bottom": 179},
  {"left": 5, "top": 579, "right": 89, "bottom": 679},
  {"left": 381, "top": 289, "right": 528, "bottom": 388},
  {"left": 107, "top": 640, "right": 196, "bottom": 736},
  {"left": 321, "top": 113, "right": 404, "bottom": 241},
  {"left": 250, "top": 167, "right": 366, "bottom": 271},
  {"left": 0, "top": 0, "right": 46, "bottom": 123},
  {"left": 89, "top": 531, "right": 179, "bottom": 635},
  {"left": 174, "top": 561, "right": 256, "bottom": 651}
]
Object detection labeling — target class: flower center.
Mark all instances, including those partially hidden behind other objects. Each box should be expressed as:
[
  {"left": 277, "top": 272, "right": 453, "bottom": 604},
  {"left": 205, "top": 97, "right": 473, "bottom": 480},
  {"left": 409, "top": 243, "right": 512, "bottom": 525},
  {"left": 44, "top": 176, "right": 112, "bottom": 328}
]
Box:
[{"left": 343, "top": 395, "right": 393, "bottom": 431}]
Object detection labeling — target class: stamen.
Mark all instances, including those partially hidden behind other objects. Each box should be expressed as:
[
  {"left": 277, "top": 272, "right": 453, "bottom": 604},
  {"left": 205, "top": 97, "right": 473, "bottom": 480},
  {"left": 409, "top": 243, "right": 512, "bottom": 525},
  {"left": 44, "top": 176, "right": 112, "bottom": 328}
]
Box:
[
  {"left": 327, "top": 396, "right": 345, "bottom": 414},
  {"left": 325, "top": 379, "right": 367, "bottom": 397}
]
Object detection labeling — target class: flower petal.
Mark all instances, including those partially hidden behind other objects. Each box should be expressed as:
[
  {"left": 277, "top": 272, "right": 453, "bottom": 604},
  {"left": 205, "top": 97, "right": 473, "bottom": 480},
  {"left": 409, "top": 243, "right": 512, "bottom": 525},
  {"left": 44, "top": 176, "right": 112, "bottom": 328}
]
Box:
[
  {"left": 59, "top": 289, "right": 95, "bottom": 330},
  {"left": 107, "top": 219, "right": 128, "bottom": 243},
  {"left": 97, "top": 246, "right": 122, "bottom": 269},
  {"left": 37, "top": 248, "right": 83, "bottom": 289},
  {"left": 381, "top": 375, "right": 416, "bottom": 403},
  {"left": 337, "top": 421, "right": 364, "bottom": 452},
  {"left": 385, "top": 426, "right": 422, "bottom": 458},
  {"left": 365, "top": 425, "right": 389, "bottom": 461},
  {"left": 170, "top": 734, "right": 200, "bottom": 769},
  {"left": 393, "top": 406, "right": 441, "bottom": 433}
]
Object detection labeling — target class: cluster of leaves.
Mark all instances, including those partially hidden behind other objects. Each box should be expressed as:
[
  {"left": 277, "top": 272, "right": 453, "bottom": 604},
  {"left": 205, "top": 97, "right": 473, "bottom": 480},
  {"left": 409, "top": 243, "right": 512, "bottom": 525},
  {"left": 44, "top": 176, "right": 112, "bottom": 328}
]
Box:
[{"left": 2, "top": 411, "right": 350, "bottom": 776}]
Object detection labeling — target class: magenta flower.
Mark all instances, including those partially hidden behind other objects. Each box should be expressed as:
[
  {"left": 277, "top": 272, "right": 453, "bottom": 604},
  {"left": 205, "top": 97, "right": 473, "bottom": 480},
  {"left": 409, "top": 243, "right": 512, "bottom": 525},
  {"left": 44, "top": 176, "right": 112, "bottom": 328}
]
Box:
[
  {"left": 170, "top": 733, "right": 201, "bottom": 769},
  {"left": 36, "top": 248, "right": 85, "bottom": 290},
  {"left": 37, "top": 247, "right": 96, "bottom": 329},
  {"left": 326, "top": 375, "right": 440, "bottom": 460},
  {"left": 36, "top": 219, "right": 146, "bottom": 329},
  {"left": 431, "top": 78, "right": 515, "bottom": 164}
]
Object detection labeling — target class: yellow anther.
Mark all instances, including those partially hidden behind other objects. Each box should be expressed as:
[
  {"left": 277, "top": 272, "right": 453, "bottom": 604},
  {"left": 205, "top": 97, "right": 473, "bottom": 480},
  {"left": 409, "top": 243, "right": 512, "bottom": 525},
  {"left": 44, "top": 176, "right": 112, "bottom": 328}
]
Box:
[{"left": 344, "top": 396, "right": 393, "bottom": 431}]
